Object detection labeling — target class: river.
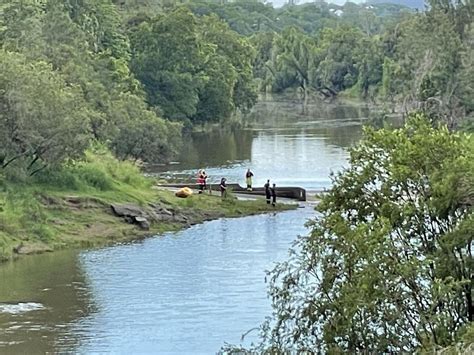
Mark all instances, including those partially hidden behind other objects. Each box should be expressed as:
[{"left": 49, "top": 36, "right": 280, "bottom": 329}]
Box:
[{"left": 0, "top": 98, "right": 370, "bottom": 354}]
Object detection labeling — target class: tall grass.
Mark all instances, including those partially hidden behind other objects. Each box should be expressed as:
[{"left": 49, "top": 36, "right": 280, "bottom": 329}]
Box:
[
  {"left": 0, "top": 145, "right": 154, "bottom": 258},
  {"left": 32, "top": 144, "right": 150, "bottom": 192}
]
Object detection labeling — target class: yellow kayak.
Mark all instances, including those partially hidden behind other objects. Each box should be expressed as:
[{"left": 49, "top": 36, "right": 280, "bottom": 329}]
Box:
[{"left": 175, "top": 187, "right": 193, "bottom": 198}]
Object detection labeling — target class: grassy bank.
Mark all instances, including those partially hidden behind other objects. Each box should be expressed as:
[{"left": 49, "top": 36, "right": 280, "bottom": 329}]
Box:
[{"left": 0, "top": 148, "right": 295, "bottom": 262}]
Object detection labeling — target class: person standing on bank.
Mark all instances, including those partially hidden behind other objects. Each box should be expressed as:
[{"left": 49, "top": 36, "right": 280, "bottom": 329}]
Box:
[
  {"left": 197, "top": 169, "right": 205, "bottom": 193},
  {"left": 245, "top": 169, "right": 254, "bottom": 191},
  {"left": 264, "top": 179, "right": 271, "bottom": 204},
  {"left": 270, "top": 183, "right": 277, "bottom": 207},
  {"left": 220, "top": 177, "right": 227, "bottom": 198},
  {"left": 201, "top": 170, "right": 208, "bottom": 192}
]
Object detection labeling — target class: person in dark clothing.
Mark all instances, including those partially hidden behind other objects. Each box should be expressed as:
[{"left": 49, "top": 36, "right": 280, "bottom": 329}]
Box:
[
  {"left": 264, "top": 179, "right": 271, "bottom": 204},
  {"left": 201, "top": 170, "right": 208, "bottom": 192},
  {"left": 270, "top": 183, "right": 277, "bottom": 207},
  {"left": 220, "top": 177, "right": 227, "bottom": 198}
]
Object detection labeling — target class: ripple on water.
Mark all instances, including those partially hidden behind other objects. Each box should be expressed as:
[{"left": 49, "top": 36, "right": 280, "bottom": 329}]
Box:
[{"left": 0, "top": 302, "right": 45, "bottom": 314}]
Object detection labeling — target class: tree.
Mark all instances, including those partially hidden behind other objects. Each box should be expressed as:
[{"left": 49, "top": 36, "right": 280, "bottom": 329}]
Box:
[
  {"left": 106, "top": 93, "right": 182, "bottom": 162},
  {"left": 381, "top": 57, "right": 401, "bottom": 109},
  {"left": 226, "top": 114, "right": 473, "bottom": 353},
  {"left": 391, "top": 11, "right": 463, "bottom": 125},
  {"left": 130, "top": 7, "right": 257, "bottom": 122},
  {"left": 457, "top": 27, "right": 474, "bottom": 114},
  {"left": 249, "top": 31, "right": 276, "bottom": 92},
  {"left": 198, "top": 14, "right": 257, "bottom": 115},
  {"left": 315, "top": 26, "right": 364, "bottom": 94},
  {"left": 130, "top": 7, "right": 209, "bottom": 120},
  {"left": 0, "top": 0, "right": 46, "bottom": 53},
  {"left": 0, "top": 51, "right": 91, "bottom": 174},
  {"left": 63, "top": 0, "right": 130, "bottom": 59},
  {"left": 270, "top": 27, "right": 316, "bottom": 100},
  {"left": 353, "top": 36, "right": 384, "bottom": 100},
  {"left": 0, "top": 0, "right": 182, "bottom": 165}
]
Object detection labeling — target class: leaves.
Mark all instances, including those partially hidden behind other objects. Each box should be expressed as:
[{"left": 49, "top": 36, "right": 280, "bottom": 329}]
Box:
[
  {"left": 0, "top": 0, "right": 182, "bottom": 170},
  {"left": 0, "top": 50, "right": 91, "bottom": 172},
  {"left": 129, "top": 7, "right": 257, "bottom": 122}
]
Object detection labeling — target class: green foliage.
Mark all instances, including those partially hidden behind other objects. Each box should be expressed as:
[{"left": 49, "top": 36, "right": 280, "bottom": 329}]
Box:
[
  {"left": 314, "top": 26, "right": 365, "bottom": 93},
  {"left": 183, "top": 1, "right": 409, "bottom": 37},
  {"left": 63, "top": 0, "right": 130, "bottom": 59},
  {"left": 394, "top": 11, "right": 462, "bottom": 101},
  {"left": 270, "top": 27, "right": 315, "bottom": 95},
  {"left": 33, "top": 145, "right": 151, "bottom": 192},
  {"left": 129, "top": 7, "right": 257, "bottom": 123},
  {"left": 457, "top": 27, "right": 474, "bottom": 113},
  {"left": 104, "top": 93, "right": 182, "bottom": 163},
  {"left": 111, "top": 0, "right": 472, "bottom": 122},
  {"left": 249, "top": 31, "right": 276, "bottom": 91},
  {"left": 230, "top": 114, "right": 473, "bottom": 353},
  {"left": 0, "top": 50, "right": 91, "bottom": 174},
  {"left": 0, "top": 0, "right": 181, "bottom": 170},
  {"left": 3, "top": 0, "right": 467, "bottom": 155},
  {"left": 130, "top": 8, "right": 204, "bottom": 120},
  {"left": 80, "top": 145, "right": 150, "bottom": 188}
]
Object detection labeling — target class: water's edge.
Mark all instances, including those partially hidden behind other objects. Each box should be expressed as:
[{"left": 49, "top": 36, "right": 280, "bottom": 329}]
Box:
[{"left": 1, "top": 191, "right": 296, "bottom": 265}]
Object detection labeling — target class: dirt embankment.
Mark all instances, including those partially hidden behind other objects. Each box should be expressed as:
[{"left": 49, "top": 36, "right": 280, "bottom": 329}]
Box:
[{"left": 6, "top": 191, "right": 295, "bottom": 261}]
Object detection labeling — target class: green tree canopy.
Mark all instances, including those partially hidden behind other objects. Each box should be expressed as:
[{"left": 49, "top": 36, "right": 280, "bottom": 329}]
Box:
[
  {"left": 130, "top": 7, "right": 257, "bottom": 123},
  {"left": 0, "top": 0, "right": 181, "bottom": 167},
  {"left": 0, "top": 51, "right": 91, "bottom": 174}
]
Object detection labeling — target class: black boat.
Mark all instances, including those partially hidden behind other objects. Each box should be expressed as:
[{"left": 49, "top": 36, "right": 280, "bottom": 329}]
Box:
[{"left": 159, "top": 183, "right": 307, "bottom": 201}]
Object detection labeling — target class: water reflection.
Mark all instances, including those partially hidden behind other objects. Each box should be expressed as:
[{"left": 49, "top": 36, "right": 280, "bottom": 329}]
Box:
[
  {"left": 0, "top": 250, "right": 94, "bottom": 353},
  {"left": 72, "top": 207, "right": 315, "bottom": 353},
  {"left": 0, "top": 208, "right": 315, "bottom": 354},
  {"left": 178, "top": 128, "right": 254, "bottom": 169},
  {"left": 153, "top": 98, "right": 368, "bottom": 190}
]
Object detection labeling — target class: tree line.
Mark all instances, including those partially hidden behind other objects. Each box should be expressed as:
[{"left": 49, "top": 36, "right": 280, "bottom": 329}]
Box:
[
  {"left": 0, "top": 0, "right": 472, "bottom": 174},
  {"left": 0, "top": 0, "right": 258, "bottom": 178}
]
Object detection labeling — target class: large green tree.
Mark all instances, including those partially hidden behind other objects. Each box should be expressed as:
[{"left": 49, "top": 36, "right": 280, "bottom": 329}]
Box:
[
  {"left": 197, "top": 14, "right": 257, "bottom": 119},
  {"left": 130, "top": 7, "right": 205, "bottom": 120},
  {"left": 0, "top": 0, "right": 181, "bottom": 165},
  {"left": 315, "top": 26, "right": 364, "bottom": 94},
  {"left": 270, "top": 27, "right": 316, "bottom": 99},
  {"left": 0, "top": 51, "right": 91, "bottom": 174},
  {"left": 130, "top": 7, "right": 257, "bottom": 123}
]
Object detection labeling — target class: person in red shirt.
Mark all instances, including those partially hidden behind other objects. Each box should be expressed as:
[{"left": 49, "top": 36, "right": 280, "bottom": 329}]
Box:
[{"left": 197, "top": 169, "right": 206, "bottom": 194}]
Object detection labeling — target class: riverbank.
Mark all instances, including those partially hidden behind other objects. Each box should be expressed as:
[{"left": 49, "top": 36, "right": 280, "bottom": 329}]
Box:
[{"left": 0, "top": 150, "right": 295, "bottom": 262}]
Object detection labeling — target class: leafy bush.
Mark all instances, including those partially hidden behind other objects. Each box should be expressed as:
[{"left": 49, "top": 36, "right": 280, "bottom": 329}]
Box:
[{"left": 81, "top": 145, "right": 150, "bottom": 189}]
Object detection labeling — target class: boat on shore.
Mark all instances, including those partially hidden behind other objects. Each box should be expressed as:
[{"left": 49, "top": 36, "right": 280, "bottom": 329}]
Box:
[{"left": 158, "top": 183, "right": 308, "bottom": 201}]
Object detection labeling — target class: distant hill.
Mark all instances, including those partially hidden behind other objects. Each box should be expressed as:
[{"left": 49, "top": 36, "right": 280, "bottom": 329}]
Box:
[{"left": 367, "top": 0, "right": 425, "bottom": 10}]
